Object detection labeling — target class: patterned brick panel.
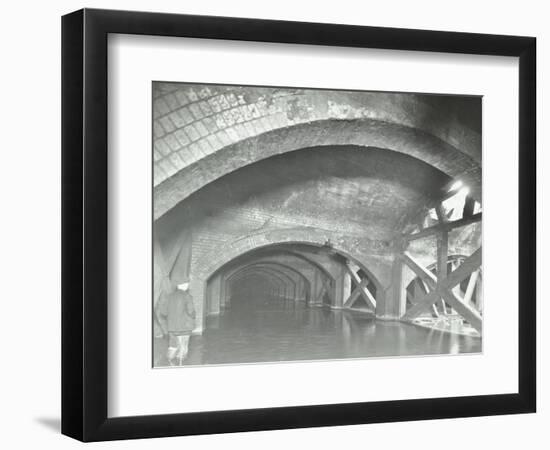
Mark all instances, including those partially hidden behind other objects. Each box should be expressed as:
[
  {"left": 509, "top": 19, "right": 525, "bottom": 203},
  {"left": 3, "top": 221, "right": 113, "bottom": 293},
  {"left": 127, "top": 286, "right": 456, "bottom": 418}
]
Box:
[{"left": 152, "top": 84, "right": 482, "bottom": 219}]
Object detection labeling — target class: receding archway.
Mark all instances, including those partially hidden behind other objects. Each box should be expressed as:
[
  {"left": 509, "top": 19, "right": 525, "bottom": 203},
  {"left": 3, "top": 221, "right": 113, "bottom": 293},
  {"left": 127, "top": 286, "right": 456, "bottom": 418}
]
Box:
[
  {"left": 224, "top": 261, "right": 310, "bottom": 302},
  {"left": 191, "top": 234, "right": 386, "bottom": 332}
]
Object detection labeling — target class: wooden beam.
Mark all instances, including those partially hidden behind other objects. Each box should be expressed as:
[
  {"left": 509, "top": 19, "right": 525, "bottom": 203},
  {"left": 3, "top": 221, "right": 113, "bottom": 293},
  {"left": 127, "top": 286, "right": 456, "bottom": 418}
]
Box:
[
  {"left": 445, "top": 247, "right": 482, "bottom": 289},
  {"left": 402, "top": 290, "right": 440, "bottom": 320},
  {"left": 450, "top": 259, "right": 462, "bottom": 300},
  {"left": 402, "top": 252, "right": 437, "bottom": 291},
  {"left": 440, "top": 288, "right": 482, "bottom": 333},
  {"left": 419, "top": 279, "right": 430, "bottom": 295},
  {"left": 344, "top": 262, "right": 361, "bottom": 283},
  {"left": 404, "top": 212, "right": 482, "bottom": 241},
  {"left": 463, "top": 196, "right": 476, "bottom": 218},
  {"left": 475, "top": 275, "right": 483, "bottom": 312},
  {"left": 344, "top": 263, "right": 376, "bottom": 309},
  {"left": 463, "top": 270, "right": 479, "bottom": 306},
  {"left": 344, "top": 280, "right": 368, "bottom": 307},
  {"left": 436, "top": 203, "right": 448, "bottom": 223},
  {"left": 402, "top": 247, "right": 483, "bottom": 334},
  {"left": 404, "top": 283, "right": 483, "bottom": 330},
  {"left": 344, "top": 288, "right": 361, "bottom": 308},
  {"left": 412, "top": 278, "right": 438, "bottom": 316},
  {"left": 360, "top": 284, "right": 377, "bottom": 310},
  {"left": 437, "top": 230, "right": 449, "bottom": 284},
  {"left": 344, "top": 278, "right": 368, "bottom": 308}
]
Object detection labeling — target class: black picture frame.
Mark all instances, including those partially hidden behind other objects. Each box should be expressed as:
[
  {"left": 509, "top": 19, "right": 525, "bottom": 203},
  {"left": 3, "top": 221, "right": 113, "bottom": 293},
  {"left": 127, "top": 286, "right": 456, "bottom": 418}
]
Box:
[{"left": 61, "top": 8, "right": 536, "bottom": 442}]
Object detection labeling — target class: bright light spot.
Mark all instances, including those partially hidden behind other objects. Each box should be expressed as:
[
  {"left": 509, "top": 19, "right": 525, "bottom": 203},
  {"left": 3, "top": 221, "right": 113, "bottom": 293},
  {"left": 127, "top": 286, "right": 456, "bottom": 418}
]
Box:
[
  {"left": 448, "top": 180, "right": 463, "bottom": 192},
  {"left": 442, "top": 185, "right": 470, "bottom": 221},
  {"left": 474, "top": 201, "right": 482, "bottom": 214}
]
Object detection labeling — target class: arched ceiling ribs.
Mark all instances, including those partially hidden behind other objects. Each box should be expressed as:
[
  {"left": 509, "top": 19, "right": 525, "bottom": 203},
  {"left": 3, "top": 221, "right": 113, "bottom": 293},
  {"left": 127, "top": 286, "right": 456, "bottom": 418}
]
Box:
[
  {"left": 195, "top": 229, "right": 387, "bottom": 291},
  {"left": 224, "top": 260, "right": 310, "bottom": 290},
  {"left": 228, "top": 266, "right": 295, "bottom": 300},
  {"left": 228, "top": 264, "right": 298, "bottom": 293},
  {"left": 154, "top": 120, "right": 481, "bottom": 220},
  {"left": 228, "top": 270, "right": 284, "bottom": 294},
  {"left": 229, "top": 263, "right": 309, "bottom": 301},
  {"left": 273, "top": 249, "right": 334, "bottom": 281},
  {"left": 228, "top": 271, "right": 282, "bottom": 295}
]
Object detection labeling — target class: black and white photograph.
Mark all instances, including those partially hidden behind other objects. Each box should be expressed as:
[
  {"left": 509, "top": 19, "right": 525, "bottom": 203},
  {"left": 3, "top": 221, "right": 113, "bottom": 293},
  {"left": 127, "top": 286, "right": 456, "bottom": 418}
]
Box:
[
  {"left": 152, "top": 83, "right": 483, "bottom": 368},
  {"left": 0, "top": 0, "right": 542, "bottom": 447}
]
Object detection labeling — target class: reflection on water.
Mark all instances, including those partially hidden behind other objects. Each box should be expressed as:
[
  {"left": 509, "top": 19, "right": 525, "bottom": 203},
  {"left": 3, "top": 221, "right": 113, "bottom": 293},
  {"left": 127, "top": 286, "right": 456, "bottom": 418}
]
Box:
[{"left": 154, "top": 296, "right": 481, "bottom": 367}]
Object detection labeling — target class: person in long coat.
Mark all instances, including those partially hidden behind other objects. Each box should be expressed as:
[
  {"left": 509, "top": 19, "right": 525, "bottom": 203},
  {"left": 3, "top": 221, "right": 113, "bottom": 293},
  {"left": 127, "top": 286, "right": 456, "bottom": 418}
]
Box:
[{"left": 156, "top": 278, "right": 196, "bottom": 366}]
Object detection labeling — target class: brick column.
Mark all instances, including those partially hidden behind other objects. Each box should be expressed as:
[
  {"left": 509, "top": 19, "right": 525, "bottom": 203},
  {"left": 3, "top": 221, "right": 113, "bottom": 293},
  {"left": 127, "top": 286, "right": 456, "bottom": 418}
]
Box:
[
  {"left": 377, "top": 241, "right": 407, "bottom": 320},
  {"left": 331, "top": 265, "right": 348, "bottom": 309},
  {"left": 208, "top": 274, "right": 222, "bottom": 315}
]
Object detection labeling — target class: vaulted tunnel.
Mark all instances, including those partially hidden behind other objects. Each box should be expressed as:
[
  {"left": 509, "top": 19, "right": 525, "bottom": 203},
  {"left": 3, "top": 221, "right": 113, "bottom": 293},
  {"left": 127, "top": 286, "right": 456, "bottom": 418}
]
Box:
[{"left": 153, "top": 84, "right": 483, "bottom": 367}]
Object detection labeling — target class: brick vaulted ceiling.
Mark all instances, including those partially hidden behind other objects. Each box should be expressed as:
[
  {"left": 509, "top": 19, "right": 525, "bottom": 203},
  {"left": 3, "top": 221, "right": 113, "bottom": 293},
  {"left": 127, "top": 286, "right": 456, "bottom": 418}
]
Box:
[
  {"left": 156, "top": 145, "right": 452, "bottom": 277},
  {"left": 152, "top": 84, "right": 482, "bottom": 221}
]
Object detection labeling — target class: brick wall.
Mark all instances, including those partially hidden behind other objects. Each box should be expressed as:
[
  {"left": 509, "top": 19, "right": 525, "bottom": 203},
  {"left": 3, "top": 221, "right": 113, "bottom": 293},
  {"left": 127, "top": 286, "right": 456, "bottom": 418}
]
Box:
[
  {"left": 152, "top": 84, "right": 482, "bottom": 332},
  {"left": 153, "top": 84, "right": 482, "bottom": 219}
]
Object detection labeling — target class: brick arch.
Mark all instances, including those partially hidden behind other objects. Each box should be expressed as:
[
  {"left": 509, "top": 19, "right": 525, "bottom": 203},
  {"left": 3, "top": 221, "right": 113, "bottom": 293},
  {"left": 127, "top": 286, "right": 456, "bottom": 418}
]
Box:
[
  {"left": 153, "top": 85, "right": 480, "bottom": 184},
  {"left": 228, "top": 270, "right": 280, "bottom": 290},
  {"left": 403, "top": 252, "right": 477, "bottom": 286},
  {"left": 273, "top": 250, "right": 334, "bottom": 281},
  {"left": 405, "top": 222, "right": 482, "bottom": 286},
  {"left": 226, "top": 261, "right": 310, "bottom": 287},
  {"left": 226, "top": 263, "right": 307, "bottom": 301},
  {"left": 210, "top": 247, "right": 335, "bottom": 283},
  {"left": 189, "top": 228, "right": 392, "bottom": 333},
  {"left": 224, "top": 260, "right": 311, "bottom": 300},
  {"left": 228, "top": 266, "right": 296, "bottom": 300},
  {"left": 154, "top": 119, "right": 481, "bottom": 219},
  {"left": 193, "top": 227, "right": 386, "bottom": 291}
]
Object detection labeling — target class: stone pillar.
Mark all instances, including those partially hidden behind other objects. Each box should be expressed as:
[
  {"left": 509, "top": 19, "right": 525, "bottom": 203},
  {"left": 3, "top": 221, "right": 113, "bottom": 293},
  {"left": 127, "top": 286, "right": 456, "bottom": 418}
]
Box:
[
  {"left": 300, "top": 267, "right": 315, "bottom": 304},
  {"left": 331, "top": 265, "right": 348, "bottom": 309},
  {"left": 343, "top": 272, "right": 352, "bottom": 304},
  {"left": 311, "top": 270, "right": 324, "bottom": 305},
  {"left": 220, "top": 275, "right": 227, "bottom": 309},
  {"left": 378, "top": 242, "right": 407, "bottom": 320},
  {"left": 476, "top": 275, "right": 483, "bottom": 314},
  {"left": 208, "top": 274, "right": 221, "bottom": 315},
  {"left": 191, "top": 280, "right": 205, "bottom": 335},
  {"left": 311, "top": 270, "right": 318, "bottom": 304},
  {"left": 298, "top": 278, "right": 308, "bottom": 302}
]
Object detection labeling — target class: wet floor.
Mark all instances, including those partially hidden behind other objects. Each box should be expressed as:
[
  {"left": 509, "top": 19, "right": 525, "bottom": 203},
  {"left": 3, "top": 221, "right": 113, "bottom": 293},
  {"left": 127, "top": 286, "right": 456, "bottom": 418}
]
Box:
[{"left": 154, "top": 297, "right": 481, "bottom": 368}]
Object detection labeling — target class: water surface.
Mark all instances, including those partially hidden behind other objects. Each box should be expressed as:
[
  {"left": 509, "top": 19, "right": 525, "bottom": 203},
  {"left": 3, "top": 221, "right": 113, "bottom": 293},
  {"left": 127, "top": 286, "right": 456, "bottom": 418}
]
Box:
[{"left": 154, "top": 296, "right": 481, "bottom": 367}]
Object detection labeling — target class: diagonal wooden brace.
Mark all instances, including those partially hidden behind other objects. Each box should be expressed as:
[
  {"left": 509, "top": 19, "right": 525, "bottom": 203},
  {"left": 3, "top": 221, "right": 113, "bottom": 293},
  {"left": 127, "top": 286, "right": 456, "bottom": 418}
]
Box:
[
  {"left": 344, "top": 263, "right": 376, "bottom": 309},
  {"left": 402, "top": 252, "right": 437, "bottom": 291},
  {"left": 402, "top": 290, "right": 440, "bottom": 320},
  {"left": 402, "top": 247, "right": 482, "bottom": 329},
  {"left": 344, "top": 277, "right": 369, "bottom": 308},
  {"left": 440, "top": 288, "right": 482, "bottom": 332},
  {"left": 445, "top": 247, "right": 482, "bottom": 289}
]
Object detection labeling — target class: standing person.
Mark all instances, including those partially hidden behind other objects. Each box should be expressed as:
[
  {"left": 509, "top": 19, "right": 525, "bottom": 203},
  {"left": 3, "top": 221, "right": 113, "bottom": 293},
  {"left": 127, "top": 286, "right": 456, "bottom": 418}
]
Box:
[{"left": 156, "top": 277, "right": 196, "bottom": 366}]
